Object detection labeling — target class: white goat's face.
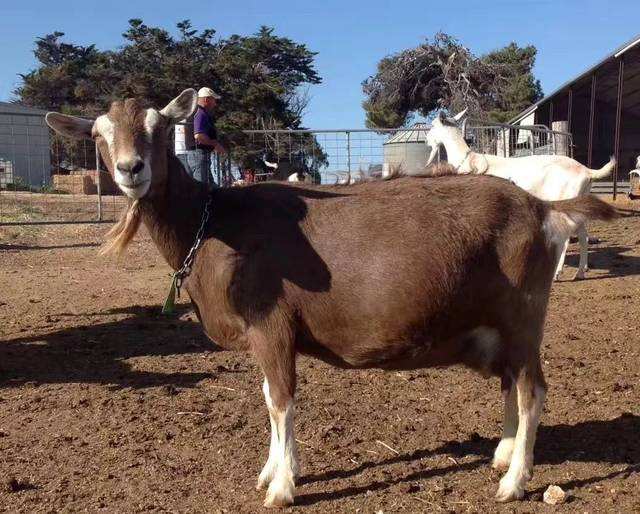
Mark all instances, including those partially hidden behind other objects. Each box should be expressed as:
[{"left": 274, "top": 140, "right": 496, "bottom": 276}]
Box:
[
  {"left": 425, "top": 109, "right": 468, "bottom": 166},
  {"left": 45, "top": 89, "right": 199, "bottom": 200},
  {"left": 426, "top": 115, "right": 447, "bottom": 150}
]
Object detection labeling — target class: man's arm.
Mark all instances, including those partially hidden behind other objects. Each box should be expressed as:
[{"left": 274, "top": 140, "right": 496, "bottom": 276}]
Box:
[{"left": 195, "top": 133, "right": 226, "bottom": 154}]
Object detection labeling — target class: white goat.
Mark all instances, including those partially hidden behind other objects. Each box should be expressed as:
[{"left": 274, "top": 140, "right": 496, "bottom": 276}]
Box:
[
  {"left": 426, "top": 110, "right": 615, "bottom": 280},
  {"left": 287, "top": 171, "right": 313, "bottom": 183},
  {"left": 332, "top": 170, "right": 367, "bottom": 185}
]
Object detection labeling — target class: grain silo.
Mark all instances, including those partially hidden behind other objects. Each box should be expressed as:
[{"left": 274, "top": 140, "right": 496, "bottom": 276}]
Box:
[{"left": 382, "top": 123, "right": 432, "bottom": 175}]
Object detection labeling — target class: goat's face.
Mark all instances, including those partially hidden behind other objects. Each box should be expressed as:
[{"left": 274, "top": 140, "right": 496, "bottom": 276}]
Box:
[
  {"left": 425, "top": 109, "right": 468, "bottom": 166},
  {"left": 46, "top": 89, "right": 198, "bottom": 200}
]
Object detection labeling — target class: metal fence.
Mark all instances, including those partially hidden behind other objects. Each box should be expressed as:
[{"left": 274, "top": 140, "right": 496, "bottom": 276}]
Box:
[
  {"left": 240, "top": 123, "right": 573, "bottom": 185},
  {"left": 1, "top": 118, "right": 572, "bottom": 225},
  {"left": 0, "top": 111, "right": 122, "bottom": 224}
]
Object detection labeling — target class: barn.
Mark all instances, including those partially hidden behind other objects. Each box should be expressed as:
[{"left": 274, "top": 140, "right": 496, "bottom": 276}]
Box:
[
  {"left": 511, "top": 33, "right": 640, "bottom": 196},
  {"left": 0, "top": 101, "right": 51, "bottom": 189}
]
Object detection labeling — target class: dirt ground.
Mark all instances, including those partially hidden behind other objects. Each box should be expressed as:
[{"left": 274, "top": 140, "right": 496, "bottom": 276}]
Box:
[{"left": 1, "top": 198, "right": 639, "bottom": 513}]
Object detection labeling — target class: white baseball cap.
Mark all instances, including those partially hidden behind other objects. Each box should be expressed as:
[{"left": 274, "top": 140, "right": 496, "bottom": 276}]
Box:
[{"left": 198, "top": 87, "right": 221, "bottom": 99}]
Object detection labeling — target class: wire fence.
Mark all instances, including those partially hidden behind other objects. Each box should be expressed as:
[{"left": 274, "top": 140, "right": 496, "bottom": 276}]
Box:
[
  {"left": 0, "top": 111, "right": 123, "bottom": 224},
  {"left": 1, "top": 114, "right": 573, "bottom": 225},
  {"left": 239, "top": 123, "right": 573, "bottom": 185}
]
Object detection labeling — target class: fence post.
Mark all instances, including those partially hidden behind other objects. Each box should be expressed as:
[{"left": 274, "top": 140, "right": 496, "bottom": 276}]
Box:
[
  {"left": 501, "top": 128, "right": 508, "bottom": 157},
  {"left": 346, "top": 131, "right": 351, "bottom": 172},
  {"left": 95, "top": 142, "right": 102, "bottom": 221}
]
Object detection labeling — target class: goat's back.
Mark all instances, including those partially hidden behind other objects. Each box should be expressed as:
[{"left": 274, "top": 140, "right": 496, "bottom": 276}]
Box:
[{"left": 198, "top": 175, "right": 557, "bottom": 370}]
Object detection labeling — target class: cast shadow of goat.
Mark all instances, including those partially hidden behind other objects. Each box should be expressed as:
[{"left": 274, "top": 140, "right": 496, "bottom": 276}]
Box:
[
  {"left": 208, "top": 183, "right": 351, "bottom": 320},
  {"left": 0, "top": 304, "right": 219, "bottom": 390},
  {"left": 1, "top": 185, "right": 352, "bottom": 389},
  {"left": 565, "top": 245, "right": 640, "bottom": 278},
  {"left": 296, "top": 413, "right": 640, "bottom": 506}
]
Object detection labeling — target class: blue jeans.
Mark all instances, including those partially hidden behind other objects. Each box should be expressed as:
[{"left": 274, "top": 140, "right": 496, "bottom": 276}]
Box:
[
  {"left": 176, "top": 153, "right": 192, "bottom": 176},
  {"left": 186, "top": 149, "right": 212, "bottom": 185}
]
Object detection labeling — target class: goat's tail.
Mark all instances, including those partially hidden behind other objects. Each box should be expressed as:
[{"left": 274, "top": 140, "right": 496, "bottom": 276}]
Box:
[
  {"left": 544, "top": 195, "right": 618, "bottom": 244},
  {"left": 589, "top": 156, "right": 616, "bottom": 180}
]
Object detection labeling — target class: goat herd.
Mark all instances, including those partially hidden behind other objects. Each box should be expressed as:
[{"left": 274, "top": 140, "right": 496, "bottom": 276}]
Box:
[{"left": 42, "top": 89, "right": 627, "bottom": 507}]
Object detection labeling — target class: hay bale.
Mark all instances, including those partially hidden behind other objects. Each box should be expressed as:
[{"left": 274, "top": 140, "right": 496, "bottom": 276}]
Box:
[
  {"left": 63, "top": 170, "right": 120, "bottom": 195},
  {"left": 52, "top": 174, "right": 92, "bottom": 194}
]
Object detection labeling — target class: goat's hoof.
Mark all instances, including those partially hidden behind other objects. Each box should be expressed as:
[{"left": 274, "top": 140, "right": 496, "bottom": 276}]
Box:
[
  {"left": 264, "top": 478, "right": 295, "bottom": 508},
  {"left": 495, "top": 477, "right": 525, "bottom": 503},
  {"left": 572, "top": 270, "right": 586, "bottom": 281}
]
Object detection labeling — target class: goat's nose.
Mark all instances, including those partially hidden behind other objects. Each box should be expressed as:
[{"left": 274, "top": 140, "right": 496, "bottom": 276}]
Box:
[{"left": 117, "top": 159, "right": 145, "bottom": 175}]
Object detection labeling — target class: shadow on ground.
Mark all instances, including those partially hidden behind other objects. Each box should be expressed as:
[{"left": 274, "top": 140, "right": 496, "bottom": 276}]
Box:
[
  {"left": 0, "top": 242, "right": 101, "bottom": 251},
  {"left": 0, "top": 304, "right": 220, "bottom": 389},
  {"left": 565, "top": 245, "right": 640, "bottom": 278},
  {"left": 296, "top": 413, "right": 640, "bottom": 505}
]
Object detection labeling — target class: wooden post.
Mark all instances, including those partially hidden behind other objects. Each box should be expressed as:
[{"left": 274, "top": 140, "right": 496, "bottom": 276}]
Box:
[
  {"left": 613, "top": 56, "right": 625, "bottom": 201},
  {"left": 552, "top": 121, "right": 569, "bottom": 156},
  {"left": 588, "top": 74, "right": 597, "bottom": 168},
  {"left": 567, "top": 88, "right": 573, "bottom": 134}
]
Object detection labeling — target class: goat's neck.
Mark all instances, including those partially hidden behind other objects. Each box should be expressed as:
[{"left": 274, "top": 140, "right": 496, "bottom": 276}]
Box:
[
  {"left": 139, "top": 154, "right": 211, "bottom": 271},
  {"left": 443, "top": 132, "right": 473, "bottom": 170}
]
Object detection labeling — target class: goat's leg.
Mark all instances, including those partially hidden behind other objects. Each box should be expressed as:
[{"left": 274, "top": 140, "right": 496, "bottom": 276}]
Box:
[
  {"left": 256, "top": 377, "right": 282, "bottom": 490},
  {"left": 495, "top": 359, "right": 546, "bottom": 502},
  {"left": 492, "top": 376, "right": 518, "bottom": 470},
  {"left": 251, "top": 328, "right": 298, "bottom": 507},
  {"left": 573, "top": 224, "right": 589, "bottom": 280},
  {"left": 554, "top": 238, "right": 570, "bottom": 281},
  {"left": 257, "top": 377, "right": 301, "bottom": 490}
]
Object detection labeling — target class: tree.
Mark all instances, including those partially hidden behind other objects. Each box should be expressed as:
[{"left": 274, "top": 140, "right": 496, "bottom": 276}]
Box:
[
  {"left": 362, "top": 33, "right": 543, "bottom": 127},
  {"left": 481, "top": 43, "right": 543, "bottom": 123},
  {"left": 16, "top": 20, "right": 327, "bottom": 173}
]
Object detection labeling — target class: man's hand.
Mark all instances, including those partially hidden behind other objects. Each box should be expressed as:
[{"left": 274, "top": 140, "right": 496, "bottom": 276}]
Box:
[{"left": 195, "top": 132, "right": 226, "bottom": 154}]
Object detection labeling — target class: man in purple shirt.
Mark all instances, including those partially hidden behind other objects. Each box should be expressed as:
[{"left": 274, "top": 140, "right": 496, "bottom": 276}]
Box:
[{"left": 186, "top": 87, "right": 226, "bottom": 186}]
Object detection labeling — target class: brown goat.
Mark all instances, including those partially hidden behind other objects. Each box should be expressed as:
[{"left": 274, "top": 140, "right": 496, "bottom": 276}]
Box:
[{"left": 46, "top": 89, "right": 617, "bottom": 507}]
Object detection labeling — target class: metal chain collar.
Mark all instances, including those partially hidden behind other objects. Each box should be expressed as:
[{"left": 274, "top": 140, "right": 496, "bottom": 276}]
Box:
[{"left": 174, "top": 195, "right": 213, "bottom": 297}]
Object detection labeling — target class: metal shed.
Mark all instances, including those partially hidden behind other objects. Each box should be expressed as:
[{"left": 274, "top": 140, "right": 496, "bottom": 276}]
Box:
[
  {"left": 0, "top": 102, "right": 52, "bottom": 189},
  {"left": 511, "top": 33, "right": 640, "bottom": 197},
  {"left": 382, "top": 123, "right": 432, "bottom": 174}
]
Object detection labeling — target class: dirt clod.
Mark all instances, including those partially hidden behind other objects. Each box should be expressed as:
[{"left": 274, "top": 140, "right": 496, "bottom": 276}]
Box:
[{"left": 543, "top": 485, "right": 567, "bottom": 505}]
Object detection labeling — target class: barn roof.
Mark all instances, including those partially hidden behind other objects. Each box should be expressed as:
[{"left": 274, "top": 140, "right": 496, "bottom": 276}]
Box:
[
  {"left": 0, "top": 101, "right": 49, "bottom": 115},
  {"left": 510, "top": 33, "right": 640, "bottom": 124}
]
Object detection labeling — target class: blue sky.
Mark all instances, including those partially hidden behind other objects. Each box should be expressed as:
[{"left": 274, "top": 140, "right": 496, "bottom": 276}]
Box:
[{"left": 1, "top": 0, "right": 638, "bottom": 128}]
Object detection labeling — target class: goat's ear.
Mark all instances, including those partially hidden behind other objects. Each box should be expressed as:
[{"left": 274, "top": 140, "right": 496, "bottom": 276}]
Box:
[
  {"left": 452, "top": 108, "right": 468, "bottom": 122},
  {"left": 160, "top": 88, "right": 198, "bottom": 124},
  {"left": 45, "top": 112, "right": 94, "bottom": 140},
  {"left": 437, "top": 110, "right": 446, "bottom": 123}
]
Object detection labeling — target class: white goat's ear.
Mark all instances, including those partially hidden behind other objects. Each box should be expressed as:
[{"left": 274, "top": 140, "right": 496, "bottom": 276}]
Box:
[
  {"left": 452, "top": 108, "right": 468, "bottom": 122},
  {"left": 160, "top": 88, "right": 198, "bottom": 124},
  {"left": 45, "top": 112, "right": 94, "bottom": 140},
  {"left": 437, "top": 110, "right": 447, "bottom": 122}
]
